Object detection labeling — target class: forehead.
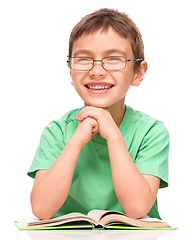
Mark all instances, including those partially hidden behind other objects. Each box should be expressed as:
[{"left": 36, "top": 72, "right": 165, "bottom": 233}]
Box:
[{"left": 72, "top": 27, "right": 134, "bottom": 58}]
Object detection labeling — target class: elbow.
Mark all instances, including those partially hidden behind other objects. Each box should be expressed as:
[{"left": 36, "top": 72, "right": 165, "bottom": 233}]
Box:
[
  {"left": 30, "top": 194, "right": 54, "bottom": 220},
  {"left": 31, "top": 204, "right": 54, "bottom": 220},
  {"left": 123, "top": 197, "right": 154, "bottom": 219},
  {"left": 124, "top": 206, "right": 149, "bottom": 219}
]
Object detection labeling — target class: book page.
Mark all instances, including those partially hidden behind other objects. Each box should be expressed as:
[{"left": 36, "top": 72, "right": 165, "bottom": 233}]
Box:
[
  {"left": 87, "top": 210, "right": 163, "bottom": 225},
  {"left": 140, "top": 215, "right": 163, "bottom": 222},
  {"left": 87, "top": 210, "right": 109, "bottom": 223},
  {"left": 21, "top": 212, "right": 87, "bottom": 226},
  {"left": 54, "top": 212, "right": 87, "bottom": 221}
]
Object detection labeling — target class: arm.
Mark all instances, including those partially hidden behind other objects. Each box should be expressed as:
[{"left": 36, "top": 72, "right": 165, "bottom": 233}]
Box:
[
  {"left": 30, "top": 117, "right": 98, "bottom": 220},
  {"left": 77, "top": 106, "right": 160, "bottom": 219},
  {"left": 107, "top": 131, "right": 160, "bottom": 218}
]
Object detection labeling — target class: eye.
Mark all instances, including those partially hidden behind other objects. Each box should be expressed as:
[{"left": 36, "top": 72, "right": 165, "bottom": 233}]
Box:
[
  {"left": 109, "top": 57, "right": 121, "bottom": 60},
  {"left": 105, "top": 56, "right": 124, "bottom": 64},
  {"left": 78, "top": 58, "right": 89, "bottom": 61},
  {"left": 76, "top": 58, "right": 92, "bottom": 64}
]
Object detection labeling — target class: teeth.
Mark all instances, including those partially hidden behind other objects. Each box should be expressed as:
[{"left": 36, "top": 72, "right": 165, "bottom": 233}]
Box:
[{"left": 89, "top": 86, "right": 110, "bottom": 90}]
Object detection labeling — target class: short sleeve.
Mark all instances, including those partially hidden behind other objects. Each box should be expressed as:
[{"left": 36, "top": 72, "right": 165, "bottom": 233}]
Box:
[
  {"left": 27, "top": 121, "right": 65, "bottom": 179},
  {"left": 134, "top": 122, "right": 169, "bottom": 188}
]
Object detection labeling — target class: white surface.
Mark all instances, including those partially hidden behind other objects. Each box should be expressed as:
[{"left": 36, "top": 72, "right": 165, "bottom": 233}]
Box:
[{"left": 0, "top": 0, "right": 191, "bottom": 235}]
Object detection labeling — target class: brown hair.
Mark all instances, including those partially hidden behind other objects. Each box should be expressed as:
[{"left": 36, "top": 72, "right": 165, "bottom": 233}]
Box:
[{"left": 68, "top": 8, "right": 144, "bottom": 71}]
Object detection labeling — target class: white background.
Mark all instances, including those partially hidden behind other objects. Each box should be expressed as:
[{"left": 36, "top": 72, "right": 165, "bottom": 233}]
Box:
[{"left": 0, "top": 0, "right": 191, "bottom": 231}]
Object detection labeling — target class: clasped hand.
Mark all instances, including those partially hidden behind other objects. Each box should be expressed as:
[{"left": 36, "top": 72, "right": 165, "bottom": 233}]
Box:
[{"left": 74, "top": 106, "right": 118, "bottom": 146}]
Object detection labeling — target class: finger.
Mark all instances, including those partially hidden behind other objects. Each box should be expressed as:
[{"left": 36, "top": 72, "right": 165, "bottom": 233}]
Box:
[
  {"left": 81, "top": 117, "right": 98, "bottom": 131},
  {"left": 92, "top": 124, "right": 99, "bottom": 135},
  {"left": 88, "top": 117, "right": 99, "bottom": 131},
  {"left": 77, "top": 107, "right": 102, "bottom": 121}
]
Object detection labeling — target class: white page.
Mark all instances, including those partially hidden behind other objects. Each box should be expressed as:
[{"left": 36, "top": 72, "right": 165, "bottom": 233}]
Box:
[
  {"left": 21, "top": 212, "right": 87, "bottom": 227},
  {"left": 87, "top": 210, "right": 109, "bottom": 223}
]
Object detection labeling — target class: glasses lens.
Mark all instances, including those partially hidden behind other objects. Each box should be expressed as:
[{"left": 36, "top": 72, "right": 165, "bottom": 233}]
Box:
[
  {"left": 103, "top": 56, "right": 126, "bottom": 70},
  {"left": 71, "top": 57, "right": 93, "bottom": 70}
]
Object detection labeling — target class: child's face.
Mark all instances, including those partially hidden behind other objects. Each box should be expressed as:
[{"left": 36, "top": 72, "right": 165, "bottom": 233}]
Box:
[{"left": 70, "top": 27, "right": 144, "bottom": 109}]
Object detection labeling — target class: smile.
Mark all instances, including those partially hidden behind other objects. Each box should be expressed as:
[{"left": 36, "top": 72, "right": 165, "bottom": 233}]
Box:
[{"left": 85, "top": 82, "right": 114, "bottom": 91}]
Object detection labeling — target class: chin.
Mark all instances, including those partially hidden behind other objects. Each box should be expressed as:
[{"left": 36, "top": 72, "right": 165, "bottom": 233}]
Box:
[{"left": 84, "top": 102, "right": 109, "bottom": 108}]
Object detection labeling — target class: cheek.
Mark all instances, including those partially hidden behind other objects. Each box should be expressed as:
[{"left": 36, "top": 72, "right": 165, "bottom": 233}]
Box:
[
  {"left": 111, "top": 71, "right": 133, "bottom": 88},
  {"left": 70, "top": 70, "right": 76, "bottom": 82},
  {"left": 71, "top": 71, "right": 86, "bottom": 86}
]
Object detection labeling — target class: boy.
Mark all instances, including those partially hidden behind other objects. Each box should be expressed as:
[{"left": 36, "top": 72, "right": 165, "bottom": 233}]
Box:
[{"left": 28, "top": 8, "right": 169, "bottom": 220}]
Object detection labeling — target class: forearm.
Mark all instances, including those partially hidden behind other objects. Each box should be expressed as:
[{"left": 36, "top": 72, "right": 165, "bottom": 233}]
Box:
[
  {"left": 30, "top": 136, "right": 83, "bottom": 220},
  {"left": 107, "top": 130, "right": 157, "bottom": 218}
]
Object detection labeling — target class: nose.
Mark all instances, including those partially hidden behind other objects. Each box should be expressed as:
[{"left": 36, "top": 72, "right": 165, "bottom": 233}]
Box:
[{"left": 89, "top": 60, "right": 107, "bottom": 79}]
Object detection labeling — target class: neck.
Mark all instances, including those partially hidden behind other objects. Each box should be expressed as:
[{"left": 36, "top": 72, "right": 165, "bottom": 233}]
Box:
[{"left": 106, "top": 101, "right": 126, "bottom": 128}]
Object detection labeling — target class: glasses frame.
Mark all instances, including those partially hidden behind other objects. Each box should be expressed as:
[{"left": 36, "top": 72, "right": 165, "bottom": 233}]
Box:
[{"left": 67, "top": 56, "right": 143, "bottom": 71}]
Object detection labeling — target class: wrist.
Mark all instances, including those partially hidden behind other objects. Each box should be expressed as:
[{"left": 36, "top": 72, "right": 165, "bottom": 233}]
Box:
[
  {"left": 106, "top": 127, "right": 123, "bottom": 143},
  {"left": 68, "top": 134, "right": 85, "bottom": 150}
]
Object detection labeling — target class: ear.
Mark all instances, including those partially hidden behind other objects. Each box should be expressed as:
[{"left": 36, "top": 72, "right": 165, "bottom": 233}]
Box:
[
  {"left": 132, "top": 61, "right": 148, "bottom": 86},
  {"left": 70, "top": 70, "right": 73, "bottom": 86},
  {"left": 67, "top": 60, "right": 72, "bottom": 75},
  {"left": 67, "top": 60, "right": 70, "bottom": 69}
]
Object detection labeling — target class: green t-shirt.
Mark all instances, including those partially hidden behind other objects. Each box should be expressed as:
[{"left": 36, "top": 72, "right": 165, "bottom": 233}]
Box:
[{"left": 28, "top": 105, "right": 169, "bottom": 219}]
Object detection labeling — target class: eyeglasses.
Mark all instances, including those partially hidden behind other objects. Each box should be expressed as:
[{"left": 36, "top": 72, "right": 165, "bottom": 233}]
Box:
[{"left": 67, "top": 56, "right": 143, "bottom": 71}]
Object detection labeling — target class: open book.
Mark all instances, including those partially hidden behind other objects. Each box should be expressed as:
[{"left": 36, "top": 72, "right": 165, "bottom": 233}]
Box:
[{"left": 15, "top": 210, "right": 175, "bottom": 230}]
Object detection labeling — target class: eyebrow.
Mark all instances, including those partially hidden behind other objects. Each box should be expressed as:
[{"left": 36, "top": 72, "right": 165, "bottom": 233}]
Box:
[
  {"left": 104, "top": 49, "right": 127, "bottom": 56},
  {"left": 73, "top": 50, "right": 92, "bottom": 57},
  {"left": 73, "top": 48, "right": 127, "bottom": 57}
]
